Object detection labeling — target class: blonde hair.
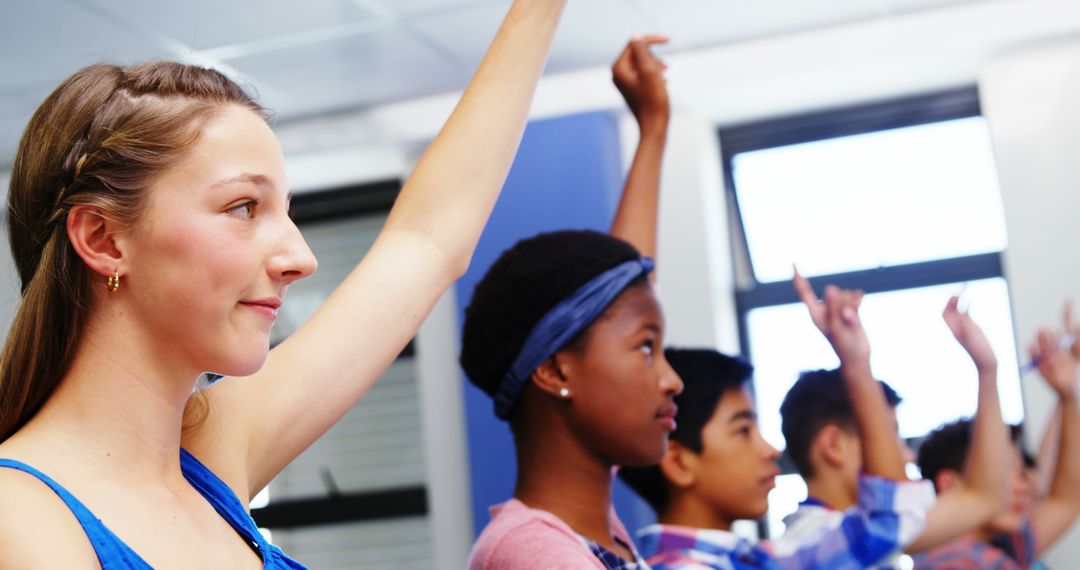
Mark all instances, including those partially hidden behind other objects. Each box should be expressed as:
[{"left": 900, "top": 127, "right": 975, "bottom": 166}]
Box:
[{"left": 1, "top": 61, "right": 265, "bottom": 441}]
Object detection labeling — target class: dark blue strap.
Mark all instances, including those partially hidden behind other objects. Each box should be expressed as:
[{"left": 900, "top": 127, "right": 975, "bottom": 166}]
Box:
[
  {"left": 180, "top": 449, "right": 308, "bottom": 569},
  {"left": 0, "top": 459, "right": 152, "bottom": 569}
]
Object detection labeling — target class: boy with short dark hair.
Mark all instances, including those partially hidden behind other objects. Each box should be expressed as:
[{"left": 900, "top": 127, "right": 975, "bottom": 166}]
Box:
[
  {"left": 913, "top": 328, "right": 1080, "bottom": 569},
  {"left": 778, "top": 297, "right": 1009, "bottom": 568},
  {"left": 619, "top": 277, "right": 936, "bottom": 569}
]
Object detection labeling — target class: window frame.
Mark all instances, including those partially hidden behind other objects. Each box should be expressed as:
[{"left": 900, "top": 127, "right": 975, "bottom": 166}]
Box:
[
  {"left": 251, "top": 179, "right": 430, "bottom": 531},
  {"left": 718, "top": 85, "right": 1018, "bottom": 463}
]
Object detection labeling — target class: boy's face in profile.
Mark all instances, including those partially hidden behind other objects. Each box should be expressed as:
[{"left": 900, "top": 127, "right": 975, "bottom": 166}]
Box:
[{"left": 685, "top": 388, "right": 781, "bottom": 520}]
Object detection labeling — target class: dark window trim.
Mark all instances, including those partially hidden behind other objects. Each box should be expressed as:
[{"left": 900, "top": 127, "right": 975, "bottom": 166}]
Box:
[
  {"left": 735, "top": 253, "right": 1003, "bottom": 311},
  {"left": 719, "top": 86, "right": 980, "bottom": 155},
  {"left": 289, "top": 179, "right": 400, "bottom": 225},
  {"left": 733, "top": 253, "right": 1004, "bottom": 387},
  {"left": 252, "top": 487, "right": 428, "bottom": 529}
]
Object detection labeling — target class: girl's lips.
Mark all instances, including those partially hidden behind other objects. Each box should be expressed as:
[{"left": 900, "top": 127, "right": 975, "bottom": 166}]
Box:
[
  {"left": 657, "top": 416, "right": 677, "bottom": 431},
  {"left": 657, "top": 403, "right": 679, "bottom": 432},
  {"left": 240, "top": 299, "right": 281, "bottom": 320}
]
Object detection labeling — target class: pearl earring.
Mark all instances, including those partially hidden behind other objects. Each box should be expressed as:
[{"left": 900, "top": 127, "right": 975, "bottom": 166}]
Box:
[{"left": 559, "top": 387, "right": 571, "bottom": 398}]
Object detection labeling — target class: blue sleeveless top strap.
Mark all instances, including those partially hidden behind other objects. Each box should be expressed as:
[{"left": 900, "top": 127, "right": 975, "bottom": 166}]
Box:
[
  {"left": 179, "top": 448, "right": 307, "bottom": 569},
  {"left": 0, "top": 458, "right": 152, "bottom": 569},
  {"left": 0, "top": 451, "right": 306, "bottom": 569}
]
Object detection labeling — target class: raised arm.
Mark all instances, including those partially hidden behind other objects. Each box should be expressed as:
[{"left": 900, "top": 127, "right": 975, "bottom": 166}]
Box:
[
  {"left": 608, "top": 36, "right": 669, "bottom": 259},
  {"left": 907, "top": 297, "right": 1008, "bottom": 552},
  {"left": 1029, "top": 328, "right": 1080, "bottom": 556},
  {"left": 186, "top": 0, "right": 570, "bottom": 497},
  {"left": 1035, "top": 302, "right": 1080, "bottom": 496},
  {"left": 793, "top": 271, "right": 908, "bottom": 480}
]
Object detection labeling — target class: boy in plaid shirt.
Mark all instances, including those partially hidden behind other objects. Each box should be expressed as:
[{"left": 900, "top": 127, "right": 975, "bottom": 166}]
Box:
[
  {"left": 779, "top": 297, "right": 1009, "bottom": 569},
  {"left": 619, "top": 275, "right": 936, "bottom": 569},
  {"left": 913, "top": 325, "right": 1080, "bottom": 569}
]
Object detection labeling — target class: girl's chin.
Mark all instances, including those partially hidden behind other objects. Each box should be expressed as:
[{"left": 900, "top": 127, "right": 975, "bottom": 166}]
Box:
[{"left": 216, "top": 351, "right": 271, "bottom": 378}]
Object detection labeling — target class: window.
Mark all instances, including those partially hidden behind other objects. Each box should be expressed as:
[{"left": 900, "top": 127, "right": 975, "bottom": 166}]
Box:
[
  {"left": 248, "top": 181, "right": 436, "bottom": 569},
  {"left": 720, "top": 88, "right": 1023, "bottom": 536}
]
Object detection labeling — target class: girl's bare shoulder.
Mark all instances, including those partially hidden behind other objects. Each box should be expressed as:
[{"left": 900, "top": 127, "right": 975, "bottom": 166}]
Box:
[{"left": 0, "top": 467, "right": 102, "bottom": 567}]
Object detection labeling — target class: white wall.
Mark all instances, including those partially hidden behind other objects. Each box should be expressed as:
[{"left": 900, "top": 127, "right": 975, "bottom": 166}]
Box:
[
  {"left": 980, "top": 38, "right": 1080, "bottom": 566},
  {"left": 0, "top": 171, "right": 20, "bottom": 335}
]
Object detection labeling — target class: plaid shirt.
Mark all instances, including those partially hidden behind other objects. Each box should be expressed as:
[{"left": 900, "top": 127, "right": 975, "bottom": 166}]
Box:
[
  {"left": 912, "top": 521, "right": 1035, "bottom": 570},
  {"left": 781, "top": 499, "right": 906, "bottom": 570},
  {"left": 579, "top": 535, "right": 652, "bottom": 570},
  {"left": 640, "top": 475, "right": 936, "bottom": 570}
]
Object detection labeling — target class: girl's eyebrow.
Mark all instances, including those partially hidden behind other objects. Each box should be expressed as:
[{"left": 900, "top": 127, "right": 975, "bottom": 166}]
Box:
[{"left": 209, "top": 173, "right": 272, "bottom": 190}]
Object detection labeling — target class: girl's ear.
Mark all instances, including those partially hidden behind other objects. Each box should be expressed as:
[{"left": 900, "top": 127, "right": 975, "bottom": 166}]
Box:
[
  {"left": 66, "top": 204, "right": 125, "bottom": 281},
  {"left": 531, "top": 352, "right": 572, "bottom": 399}
]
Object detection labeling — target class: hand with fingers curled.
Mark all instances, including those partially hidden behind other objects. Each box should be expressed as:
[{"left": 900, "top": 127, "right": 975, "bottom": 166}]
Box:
[
  {"left": 792, "top": 268, "right": 870, "bottom": 368},
  {"left": 942, "top": 296, "right": 997, "bottom": 372},
  {"left": 1031, "top": 327, "right": 1080, "bottom": 401},
  {"left": 612, "top": 35, "right": 670, "bottom": 132}
]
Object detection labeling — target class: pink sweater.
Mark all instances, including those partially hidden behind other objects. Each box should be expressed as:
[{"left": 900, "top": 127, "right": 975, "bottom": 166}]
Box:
[{"left": 467, "top": 499, "right": 635, "bottom": 569}]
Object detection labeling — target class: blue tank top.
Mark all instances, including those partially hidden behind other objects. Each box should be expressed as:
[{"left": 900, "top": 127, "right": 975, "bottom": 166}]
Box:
[{"left": 0, "top": 449, "right": 306, "bottom": 569}]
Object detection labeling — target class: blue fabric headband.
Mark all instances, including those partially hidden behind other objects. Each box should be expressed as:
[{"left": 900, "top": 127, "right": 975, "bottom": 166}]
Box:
[{"left": 492, "top": 256, "right": 655, "bottom": 420}]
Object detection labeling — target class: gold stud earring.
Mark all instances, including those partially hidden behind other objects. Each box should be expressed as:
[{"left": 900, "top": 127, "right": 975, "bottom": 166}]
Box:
[
  {"left": 559, "top": 387, "right": 571, "bottom": 399},
  {"left": 107, "top": 269, "right": 120, "bottom": 292}
]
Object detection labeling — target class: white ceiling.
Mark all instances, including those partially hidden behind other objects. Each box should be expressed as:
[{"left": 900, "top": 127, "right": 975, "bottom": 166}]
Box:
[{"left": 1, "top": 0, "right": 989, "bottom": 167}]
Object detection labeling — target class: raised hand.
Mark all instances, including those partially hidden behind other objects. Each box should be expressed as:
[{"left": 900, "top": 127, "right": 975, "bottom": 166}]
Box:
[
  {"left": 793, "top": 269, "right": 869, "bottom": 367},
  {"left": 942, "top": 296, "right": 997, "bottom": 371},
  {"left": 612, "top": 36, "right": 670, "bottom": 131},
  {"left": 1032, "top": 329, "right": 1080, "bottom": 400}
]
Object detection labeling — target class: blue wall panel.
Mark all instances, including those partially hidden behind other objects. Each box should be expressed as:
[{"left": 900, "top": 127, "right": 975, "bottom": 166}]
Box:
[{"left": 453, "top": 110, "right": 656, "bottom": 543}]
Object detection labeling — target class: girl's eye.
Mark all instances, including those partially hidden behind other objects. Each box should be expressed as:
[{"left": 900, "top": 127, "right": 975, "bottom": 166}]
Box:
[
  {"left": 227, "top": 200, "right": 257, "bottom": 220},
  {"left": 640, "top": 339, "right": 655, "bottom": 360}
]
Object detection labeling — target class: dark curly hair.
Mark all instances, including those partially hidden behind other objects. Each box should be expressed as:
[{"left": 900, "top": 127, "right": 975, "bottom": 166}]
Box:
[
  {"left": 618, "top": 348, "right": 754, "bottom": 514},
  {"left": 459, "top": 229, "right": 643, "bottom": 417},
  {"left": 780, "top": 368, "right": 902, "bottom": 479},
  {"left": 918, "top": 420, "right": 1024, "bottom": 491}
]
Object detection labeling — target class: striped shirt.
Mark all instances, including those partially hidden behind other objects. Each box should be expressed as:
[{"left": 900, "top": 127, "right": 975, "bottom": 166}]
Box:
[
  {"left": 912, "top": 522, "right": 1034, "bottom": 570},
  {"left": 639, "top": 475, "right": 936, "bottom": 570},
  {"left": 580, "top": 535, "right": 651, "bottom": 570},
  {"left": 781, "top": 498, "right": 907, "bottom": 570}
]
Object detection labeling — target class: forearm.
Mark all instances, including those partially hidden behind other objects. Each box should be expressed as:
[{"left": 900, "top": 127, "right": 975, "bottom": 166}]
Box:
[
  {"left": 962, "top": 365, "right": 1008, "bottom": 510},
  {"left": 907, "top": 366, "right": 1007, "bottom": 552},
  {"left": 843, "top": 360, "right": 908, "bottom": 480},
  {"left": 609, "top": 121, "right": 668, "bottom": 258},
  {"left": 1037, "top": 405, "right": 1063, "bottom": 497},
  {"left": 383, "top": 0, "right": 567, "bottom": 275},
  {"left": 1047, "top": 392, "right": 1080, "bottom": 505}
]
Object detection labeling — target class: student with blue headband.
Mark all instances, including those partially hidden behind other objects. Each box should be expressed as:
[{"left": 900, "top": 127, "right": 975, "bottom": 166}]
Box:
[{"left": 462, "top": 37, "right": 676, "bottom": 569}]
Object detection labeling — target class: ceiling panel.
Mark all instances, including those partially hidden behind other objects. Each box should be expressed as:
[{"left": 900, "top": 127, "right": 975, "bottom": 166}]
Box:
[
  {"left": 879, "top": 0, "right": 988, "bottom": 14},
  {"left": 372, "top": 0, "right": 510, "bottom": 17},
  {"left": 76, "top": 0, "right": 380, "bottom": 51},
  {"left": 224, "top": 29, "right": 465, "bottom": 118},
  {"left": 635, "top": 0, "right": 881, "bottom": 51},
  {"left": 0, "top": 0, "right": 173, "bottom": 91},
  {"left": 411, "top": 0, "right": 652, "bottom": 76}
]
